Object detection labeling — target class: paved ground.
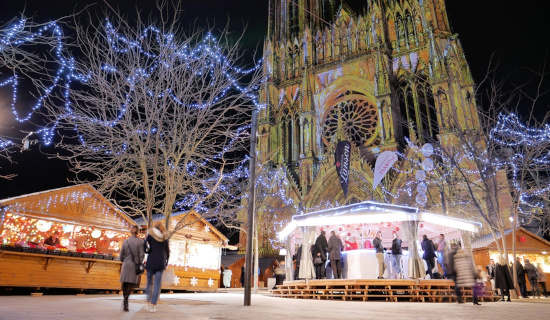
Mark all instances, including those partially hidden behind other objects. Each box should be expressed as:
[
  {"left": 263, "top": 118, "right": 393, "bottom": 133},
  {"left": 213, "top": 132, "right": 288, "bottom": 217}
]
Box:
[{"left": 0, "top": 290, "right": 548, "bottom": 320}]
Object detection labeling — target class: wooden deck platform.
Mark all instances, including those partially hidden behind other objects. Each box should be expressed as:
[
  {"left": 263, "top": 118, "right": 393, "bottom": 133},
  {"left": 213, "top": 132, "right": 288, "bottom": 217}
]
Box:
[{"left": 271, "top": 279, "right": 500, "bottom": 302}]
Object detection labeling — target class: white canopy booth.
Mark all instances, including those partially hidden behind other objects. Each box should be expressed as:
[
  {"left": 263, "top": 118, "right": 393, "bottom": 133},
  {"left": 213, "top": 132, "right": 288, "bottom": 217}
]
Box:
[{"left": 277, "top": 201, "right": 482, "bottom": 280}]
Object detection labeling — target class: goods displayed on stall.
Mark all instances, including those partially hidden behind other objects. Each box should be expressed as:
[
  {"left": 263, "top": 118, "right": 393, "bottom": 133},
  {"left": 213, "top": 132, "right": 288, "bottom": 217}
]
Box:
[{"left": 1, "top": 212, "right": 129, "bottom": 260}]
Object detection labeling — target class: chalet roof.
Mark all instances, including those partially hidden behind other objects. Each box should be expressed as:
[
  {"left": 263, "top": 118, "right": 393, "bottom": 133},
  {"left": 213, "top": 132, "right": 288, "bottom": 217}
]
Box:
[
  {"left": 259, "top": 258, "right": 278, "bottom": 273},
  {"left": 471, "top": 227, "right": 550, "bottom": 251},
  {"left": 221, "top": 252, "right": 244, "bottom": 269},
  {"left": 134, "top": 211, "right": 228, "bottom": 245},
  {"left": 471, "top": 229, "right": 514, "bottom": 249},
  {"left": 0, "top": 184, "right": 135, "bottom": 232},
  {"left": 279, "top": 201, "right": 482, "bottom": 240},
  {"left": 219, "top": 253, "right": 278, "bottom": 273}
]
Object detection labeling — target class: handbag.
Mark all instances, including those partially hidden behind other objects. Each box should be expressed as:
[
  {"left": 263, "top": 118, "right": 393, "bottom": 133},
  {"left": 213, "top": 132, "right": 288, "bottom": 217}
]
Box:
[
  {"left": 126, "top": 241, "right": 145, "bottom": 275},
  {"left": 314, "top": 256, "right": 323, "bottom": 266}
]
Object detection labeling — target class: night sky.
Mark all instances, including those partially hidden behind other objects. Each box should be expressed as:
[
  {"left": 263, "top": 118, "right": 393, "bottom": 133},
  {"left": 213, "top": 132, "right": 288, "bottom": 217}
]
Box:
[{"left": 1, "top": 0, "right": 549, "bottom": 199}]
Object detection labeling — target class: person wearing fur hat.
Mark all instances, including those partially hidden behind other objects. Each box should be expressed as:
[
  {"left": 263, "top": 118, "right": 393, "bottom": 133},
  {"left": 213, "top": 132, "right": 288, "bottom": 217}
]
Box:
[{"left": 144, "top": 221, "right": 170, "bottom": 313}]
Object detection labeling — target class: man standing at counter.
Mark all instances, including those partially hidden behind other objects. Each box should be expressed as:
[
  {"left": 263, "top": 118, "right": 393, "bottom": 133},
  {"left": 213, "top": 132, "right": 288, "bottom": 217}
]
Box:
[
  {"left": 373, "top": 231, "right": 386, "bottom": 279},
  {"left": 328, "top": 231, "right": 343, "bottom": 279}
]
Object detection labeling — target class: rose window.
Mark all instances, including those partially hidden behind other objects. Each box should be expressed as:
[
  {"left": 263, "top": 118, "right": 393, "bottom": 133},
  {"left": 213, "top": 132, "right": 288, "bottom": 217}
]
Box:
[{"left": 323, "top": 97, "right": 378, "bottom": 147}]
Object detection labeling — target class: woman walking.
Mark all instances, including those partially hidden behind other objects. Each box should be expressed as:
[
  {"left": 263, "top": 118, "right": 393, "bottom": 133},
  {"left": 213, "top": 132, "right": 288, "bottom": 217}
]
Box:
[
  {"left": 144, "top": 221, "right": 170, "bottom": 313},
  {"left": 119, "top": 225, "right": 145, "bottom": 312}
]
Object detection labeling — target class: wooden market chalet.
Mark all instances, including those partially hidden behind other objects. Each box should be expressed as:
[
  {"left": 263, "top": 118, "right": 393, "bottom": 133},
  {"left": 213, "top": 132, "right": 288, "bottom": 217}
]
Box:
[{"left": 0, "top": 184, "right": 230, "bottom": 293}]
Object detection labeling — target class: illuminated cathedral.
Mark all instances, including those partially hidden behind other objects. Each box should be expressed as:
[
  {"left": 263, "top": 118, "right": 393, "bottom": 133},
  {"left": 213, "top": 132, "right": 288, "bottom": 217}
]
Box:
[{"left": 244, "top": 0, "right": 500, "bottom": 253}]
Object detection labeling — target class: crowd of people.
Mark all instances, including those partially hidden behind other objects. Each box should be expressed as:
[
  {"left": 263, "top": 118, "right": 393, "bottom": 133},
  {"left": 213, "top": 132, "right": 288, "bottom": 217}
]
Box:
[{"left": 305, "top": 230, "right": 548, "bottom": 303}]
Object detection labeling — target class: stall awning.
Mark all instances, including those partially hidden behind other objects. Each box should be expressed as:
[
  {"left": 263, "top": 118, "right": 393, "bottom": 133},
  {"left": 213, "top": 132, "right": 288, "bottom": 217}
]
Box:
[{"left": 277, "top": 201, "right": 482, "bottom": 241}]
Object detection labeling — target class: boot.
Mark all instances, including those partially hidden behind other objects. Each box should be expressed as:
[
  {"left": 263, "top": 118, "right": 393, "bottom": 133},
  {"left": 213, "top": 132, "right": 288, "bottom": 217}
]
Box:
[{"left": 123, "top": 297, "right": 129, "bottom": 311}]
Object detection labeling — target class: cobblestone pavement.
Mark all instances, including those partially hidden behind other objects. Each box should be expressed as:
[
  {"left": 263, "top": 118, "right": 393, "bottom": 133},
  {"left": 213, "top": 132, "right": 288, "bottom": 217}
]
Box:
[{"left": 0, "top": 291, "right": 548, "bottom": 320}]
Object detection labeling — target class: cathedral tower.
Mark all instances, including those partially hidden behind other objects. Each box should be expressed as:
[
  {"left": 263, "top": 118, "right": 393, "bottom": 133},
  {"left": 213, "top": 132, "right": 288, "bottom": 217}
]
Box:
[{"left": 249, "top": 0, "right": 482, "bottom": 253}]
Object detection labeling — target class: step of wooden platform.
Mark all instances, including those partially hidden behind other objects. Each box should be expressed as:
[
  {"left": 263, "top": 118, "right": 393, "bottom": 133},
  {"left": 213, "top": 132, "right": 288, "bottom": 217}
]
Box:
[{"left": 270, "top": 279, "right": 500, "bottom": 303}]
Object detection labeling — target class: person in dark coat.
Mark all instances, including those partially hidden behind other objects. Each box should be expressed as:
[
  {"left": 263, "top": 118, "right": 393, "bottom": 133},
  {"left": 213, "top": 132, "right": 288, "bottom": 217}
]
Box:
[
  {"left": 294, "top": 245, "right": 302, "bottom": 280},
  {"left": 421, "top": 235, "right": 436, "bottom": 279},
  {"left": 119, "top": 225, "right": 145, "bottom": 312},
  {"left": 524, "top": 259, "right": 540, "bottom": 298},
  {"left": 327, "top": 231, "right": 344, "bottom": 279},
  {"left": 516, "top": 257, "right": 527, "bottom": 298},
  {"left": 391, "top": 232, "right": 403, "bottom": 279},
  {"left": 495, "top": 257, "right": 513, "bottom": 301},
  {"left": 314, "top": 230, "right": 328, "bottom": 279},
  {"left": 144, "top": 221, "right": 170, "bottom": 313}
]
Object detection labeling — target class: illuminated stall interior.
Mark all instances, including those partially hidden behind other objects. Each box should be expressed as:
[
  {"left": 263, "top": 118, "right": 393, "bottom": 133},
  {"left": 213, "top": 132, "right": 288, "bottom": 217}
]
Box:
[
  {"left": 278, "top": 201, "right": 482, "bottom": 279},
  {"left": 0, "top": 184, "right": 134, "bottom": 257},
  {"left": 135, "top": 211, "right": 230, "bottom": 291},
  {"left": 472, "top": 227, "right": 550, "bottom": 291}
]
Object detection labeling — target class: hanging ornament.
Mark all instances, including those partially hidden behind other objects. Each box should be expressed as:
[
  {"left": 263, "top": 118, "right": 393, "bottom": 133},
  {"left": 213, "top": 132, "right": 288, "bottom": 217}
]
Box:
[
  {"left": 416, "top": 193, "right": 428, "bottom": 206},
  {"left": 395, "top": 227, "right": 400, "bottom": 232},
  {"left": 386, "top": 222, "right": 391, "bottom": 227},
  {"left": 320, "top": 227, "right": 324, "bottom": 231},
  {"left": 417, "top": 182, "right": 428, "bottom": 194},
  {"left": 347, "top": 232, "right": 351, "bottom": 236},
  {"left": 420, "top": 223, "right": 424, "bottom": 228},
  {"left": 415, "top": 170, "right": 426, "bottom": 181},
  {"left": 421, "top": 143, "right": 434, "bottom": 157},
  {"left": 422, "top": 158, "right": 434, "bottom": 171},
  {"left": 91, "top": 229, "right": 102, "bottom": 239},
  {"left": 105, "top": 231, "right": 116, "bottom": 239},
  {"left": 36, "top": 220, "right": 52, "bottom": 232},
  {"left": 339, "top": 227, "right": 343, "bottom": 232}
]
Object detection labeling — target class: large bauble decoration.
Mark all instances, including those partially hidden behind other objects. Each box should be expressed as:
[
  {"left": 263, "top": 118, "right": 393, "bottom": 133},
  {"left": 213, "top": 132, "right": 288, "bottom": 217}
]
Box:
[
  {"left": 416, "top": 193, "right": 428, "bottom": 206},
  {"left": 421, "top": 143, "right": 434, "bottom": 157},
  {"left": 91, "top": 229, "right": 102, "bottom": 239},
  {"left": 36, "top": 220, "right": 52, "bottom": 232}
]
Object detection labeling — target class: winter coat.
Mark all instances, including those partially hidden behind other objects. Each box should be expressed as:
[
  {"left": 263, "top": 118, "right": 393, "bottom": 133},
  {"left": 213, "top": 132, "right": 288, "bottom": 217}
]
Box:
[
  {"left": 327, "top": 235, "right": 343, "bottom": 261},
  {"left": 525, "top": 262, "right": 538, "bottom": 280},
  {"left": 453, "top": 250, "right": 476, "bottom": 287},
  {"left": 373, "top": 237, "right": 384, "bottom": 253},
  {"left": 421, "top": 238, "right": 436, "bottom": 260},
  {"left": 444, "top": 245, "right": 458, "bottom": 275},
  {"left": 119, "top": 235, "right": 145, "bottom": 284},
  {"left": 486, "top": 263, "right": 496, "bottom": 279},
  {"left": 391, "top": 238, "right": 402, "bottom": 255},
  {"left": 314, "top": 234, "right": 328, "bottom": 261},
  {"left": 437, "top": 239, "right": 446, "bottom": 253},
  {"left": 516, "top": 262, "right": 526, "bottom": 284},
  {"left": 144, "top": 227, "right": 170, "bottom": 272},
  {"left": 537, "top": 267, "right": 547, "bottom": 283},
  {"left": 495, "top": 263, "right": 514, "bottom": 291}
]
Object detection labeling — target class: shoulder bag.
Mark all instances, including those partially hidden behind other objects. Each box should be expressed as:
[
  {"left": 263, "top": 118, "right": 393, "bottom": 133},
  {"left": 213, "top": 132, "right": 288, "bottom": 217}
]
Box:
[{"left": 126, "top": 240, "right": 145, "bottom": 275}]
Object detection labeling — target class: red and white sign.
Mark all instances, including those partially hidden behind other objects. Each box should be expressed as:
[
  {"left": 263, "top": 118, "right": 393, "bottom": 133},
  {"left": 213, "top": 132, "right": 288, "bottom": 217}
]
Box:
[{"left": 372, "top": 151, "right": 398, "bottom": 190}]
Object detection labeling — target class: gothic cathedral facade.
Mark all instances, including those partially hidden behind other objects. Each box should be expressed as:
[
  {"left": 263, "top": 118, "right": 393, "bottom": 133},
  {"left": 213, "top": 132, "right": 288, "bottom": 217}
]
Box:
[{"left": 249, "top": 0, "right": 485, "bottom": 253}]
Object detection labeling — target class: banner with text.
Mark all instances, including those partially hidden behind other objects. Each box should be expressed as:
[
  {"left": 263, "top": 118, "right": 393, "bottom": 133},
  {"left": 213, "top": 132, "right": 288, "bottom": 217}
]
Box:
[
  {"left": 335, "top": 141, "right": 351, "bottom": 198},
  {"left": 372, "top": 151, "right": 398, "bottom": 190}
]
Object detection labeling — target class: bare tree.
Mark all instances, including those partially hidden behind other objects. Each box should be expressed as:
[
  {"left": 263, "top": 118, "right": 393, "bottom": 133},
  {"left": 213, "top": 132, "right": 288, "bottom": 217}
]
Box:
[
  {"left": 392, "top": 59, "right": 549, "bottom": 294},
  {"left": 1, "top": 16, "right": 70, "bottom": 179},
  {"left": 41, "top": 2, "right": 262, "bottom": 234}
]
